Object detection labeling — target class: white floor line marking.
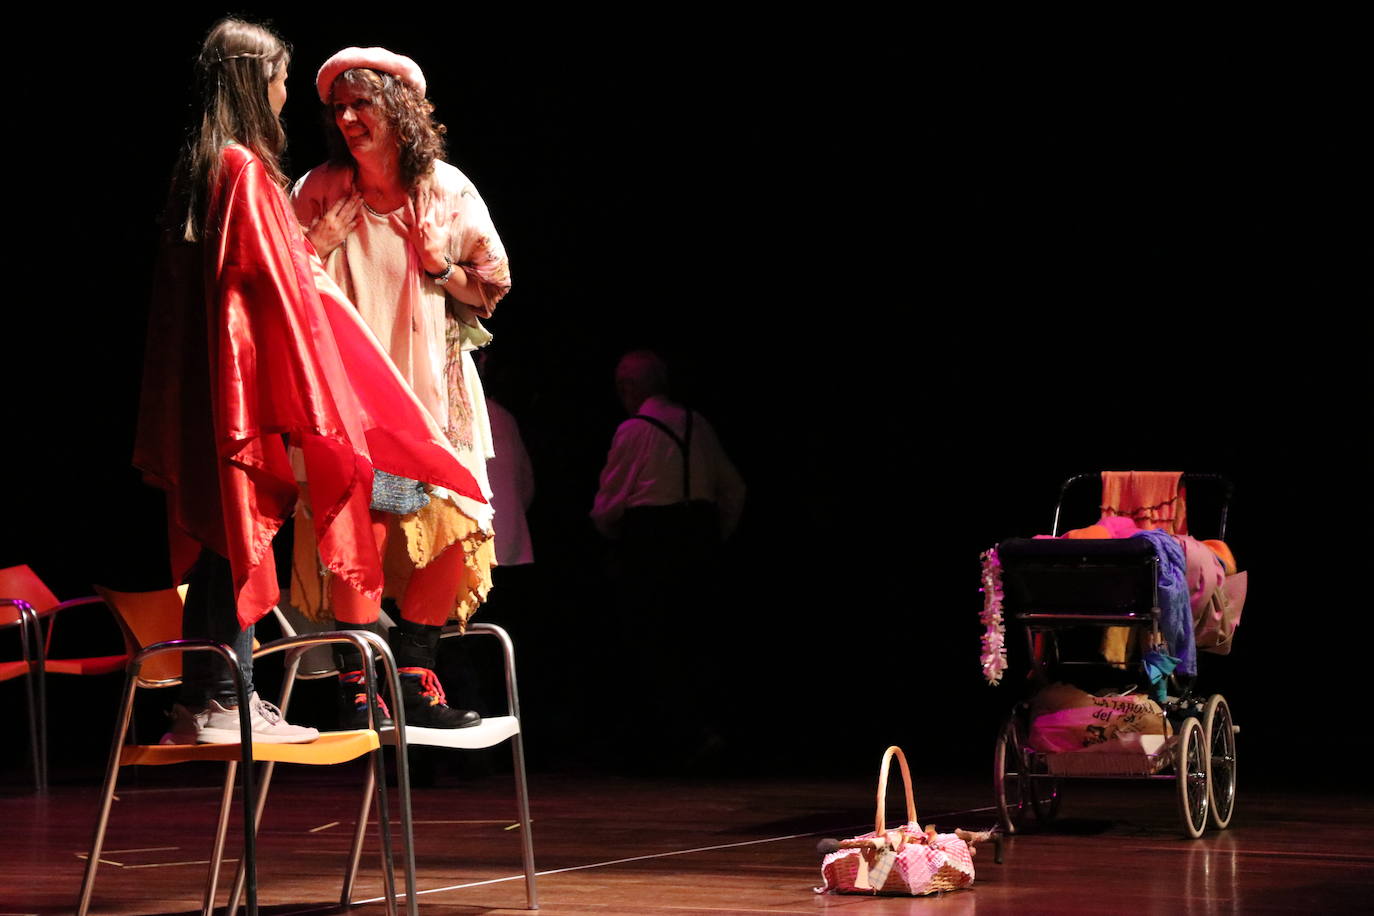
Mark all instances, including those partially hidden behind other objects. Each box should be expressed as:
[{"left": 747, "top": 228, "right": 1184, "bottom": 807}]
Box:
[
  {"left": 357, "top": 804, "right": 997, "bottom": 904},
  {"left": 414, "top": 819, "right": 512, "bottom": 824},
  {"left": 658, "top": 908, "right": 823, "bottom": 915},
  {"left": 94, "top": 845, "right": 181, "bottom": 855},
  {"left": 1125, "top": 845, "right": 1374, "bottom": 861},
  {"left": 309, "top": 821, "right": 340, "bottom": 833},
  {"left": 111, "top": 785, "right": 226, "bottom": 796},
  {"left": 124, "top": 858, "right": 239, "bottom": 870},
  {"left": 72, "top": 856, "right": 124, "bottom": 867}
]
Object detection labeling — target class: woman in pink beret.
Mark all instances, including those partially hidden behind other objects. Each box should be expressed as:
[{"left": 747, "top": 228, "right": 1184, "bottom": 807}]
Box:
[{"left": 291, "top": 47, "right": 512, "bottom": 730}]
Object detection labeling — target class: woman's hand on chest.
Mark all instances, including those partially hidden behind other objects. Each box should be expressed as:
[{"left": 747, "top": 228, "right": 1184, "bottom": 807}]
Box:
[{"left": 406, "top": 184, "right": 455, "bottom": 275}]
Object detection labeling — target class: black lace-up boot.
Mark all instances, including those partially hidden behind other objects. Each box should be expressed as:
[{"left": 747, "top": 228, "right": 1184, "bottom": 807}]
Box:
[
  {"left": 388, "top": 618, "right": 480, "bottom": 728},
  {"left": 333, "top": 621, "right": 393, "bottom": 730}
]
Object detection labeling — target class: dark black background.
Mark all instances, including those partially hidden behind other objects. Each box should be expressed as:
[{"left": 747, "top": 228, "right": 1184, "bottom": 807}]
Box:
[{"left": 3, "top": 10, "right": 1365, "bottom": 785}]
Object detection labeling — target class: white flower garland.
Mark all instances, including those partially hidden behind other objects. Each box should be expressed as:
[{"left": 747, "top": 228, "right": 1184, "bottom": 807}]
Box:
[{"left": 979, "top": 547, "right": 1008, "bottom": 685}]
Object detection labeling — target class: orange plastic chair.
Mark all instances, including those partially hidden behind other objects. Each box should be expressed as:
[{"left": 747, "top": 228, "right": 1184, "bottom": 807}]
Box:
[
  {"left": 1, "top": 595, "right": 45, "bottom": 792},
  {"left": 0, "top": 564, "right": 133, "bottom": 792},
  {"left": 75, "top": 586, "right": 418, "bottom": 916}
]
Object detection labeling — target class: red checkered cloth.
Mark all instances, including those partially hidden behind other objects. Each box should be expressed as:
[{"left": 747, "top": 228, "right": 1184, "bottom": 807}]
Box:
[{"left": 820, "top": 825, "right": 974, "bottom": 895}]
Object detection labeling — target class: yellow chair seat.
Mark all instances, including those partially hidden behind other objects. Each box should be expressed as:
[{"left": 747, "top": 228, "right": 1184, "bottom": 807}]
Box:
[{"left": 120, "top": 730, "right": 380, "bottom": 766}]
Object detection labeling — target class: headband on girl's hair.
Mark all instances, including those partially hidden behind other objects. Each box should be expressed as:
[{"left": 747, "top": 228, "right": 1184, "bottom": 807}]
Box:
[{"left": 316, "top": 47, "right": 426, "bottom": 102}]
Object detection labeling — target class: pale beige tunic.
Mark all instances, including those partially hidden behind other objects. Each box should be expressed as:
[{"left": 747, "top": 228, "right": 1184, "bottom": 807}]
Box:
[{"left": 291, "top": 160, "right": 511, "bottom": 623}]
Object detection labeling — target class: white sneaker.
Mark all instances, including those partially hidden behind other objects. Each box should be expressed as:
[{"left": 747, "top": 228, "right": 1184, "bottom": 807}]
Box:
[
  {"left": 160, "top": 704, "right": 208, "bottom": 745},
  {"left": 161, "top": 693, "right": 319, "bottom": 745}
]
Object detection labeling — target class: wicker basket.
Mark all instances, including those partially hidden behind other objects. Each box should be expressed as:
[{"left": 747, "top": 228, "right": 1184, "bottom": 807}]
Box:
[{"left": 819, "top": 746, "right": 975, "bottom": 895}]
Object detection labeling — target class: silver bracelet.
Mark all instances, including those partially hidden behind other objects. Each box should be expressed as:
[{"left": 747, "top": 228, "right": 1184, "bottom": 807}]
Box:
[{"left": 428, "top": 255, "right": 455, "bottom": 285}]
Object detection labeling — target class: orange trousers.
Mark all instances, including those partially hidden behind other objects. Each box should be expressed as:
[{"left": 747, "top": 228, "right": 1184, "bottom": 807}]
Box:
[{"left": 329, "top": 516, "right": 463, "bottom": 627}]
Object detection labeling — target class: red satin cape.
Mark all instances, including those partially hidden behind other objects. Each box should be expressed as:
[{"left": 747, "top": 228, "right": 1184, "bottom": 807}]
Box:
[{"left": 135, "top": 145, "right": 482, "bottom": 629}]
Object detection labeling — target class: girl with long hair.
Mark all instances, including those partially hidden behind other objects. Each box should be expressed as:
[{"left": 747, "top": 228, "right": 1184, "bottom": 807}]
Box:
[{"left": 136, "top": 20, "right": 480, "bottom": 742}]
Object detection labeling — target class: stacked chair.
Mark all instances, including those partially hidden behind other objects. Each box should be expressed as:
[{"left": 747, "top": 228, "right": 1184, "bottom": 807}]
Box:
[{"left": 0, "top": 564, "right": 132, "bottom": 792}]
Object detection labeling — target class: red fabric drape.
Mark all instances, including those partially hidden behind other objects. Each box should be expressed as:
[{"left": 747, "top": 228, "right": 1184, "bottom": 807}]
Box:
[{"left": 135, "top": 145, "right": 483, "bottom": 629}]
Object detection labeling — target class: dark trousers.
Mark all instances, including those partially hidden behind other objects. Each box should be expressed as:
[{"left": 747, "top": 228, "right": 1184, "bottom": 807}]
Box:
[
  {"left": 611, "top": 503, "right": 723, "bottom": 755},
  {"left": 179, "top": 549, "right": 255, "bottom": 707}
]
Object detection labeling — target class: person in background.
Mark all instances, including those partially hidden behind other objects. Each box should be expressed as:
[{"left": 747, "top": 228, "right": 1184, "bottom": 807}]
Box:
[
  {"left": 592, "top": 350, "right": 744, "bottom": 543},
  {"left": 485, "top": 394, "right": 535, "bottom": 569},
  {"left": 590, "top": 350, "right": 745, "bottom": 765}
]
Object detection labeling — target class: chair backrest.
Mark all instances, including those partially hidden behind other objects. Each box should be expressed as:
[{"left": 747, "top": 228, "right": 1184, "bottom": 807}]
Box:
[
  {"left": 93, "top": 585, "right": 189, "bottom": 683},
  {"left": 270, "top": 604, "right": 342, "bottom": 679},
  {"left": 0, "top": 564, "right": 60, "bottom": 625},
  {"left": 1052, "top": 472, "right": 1234, "bottom": 540},
  {"left": 998, "top": 537, "right": 1159, "bottom": 616},
  {"left": 269, "top": 604, "right": 394, "bottom": 679}
]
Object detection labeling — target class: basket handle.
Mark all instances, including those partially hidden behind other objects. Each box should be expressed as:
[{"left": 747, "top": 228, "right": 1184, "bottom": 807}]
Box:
[{"left": 875, "top": 745, "right": 919, "bottom": 835}]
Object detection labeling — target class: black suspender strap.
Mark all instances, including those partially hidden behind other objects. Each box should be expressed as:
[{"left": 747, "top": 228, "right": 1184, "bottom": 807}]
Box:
[{"left": 629, "top": 411, "right": 693, "bottom": 502}]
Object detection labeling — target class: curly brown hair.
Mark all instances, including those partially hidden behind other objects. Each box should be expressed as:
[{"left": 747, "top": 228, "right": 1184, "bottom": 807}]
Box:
[{"left": 323, "top": 68, "right": 446, "bottom": 189}]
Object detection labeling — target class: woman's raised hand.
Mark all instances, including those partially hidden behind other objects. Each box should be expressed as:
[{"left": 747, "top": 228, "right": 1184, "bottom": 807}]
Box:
[
  {"left": 407, "top": 185, "right": 454, "bottom": 276},
  {"left": 306, "top": 193, "right": 363, "bottom": 258}
]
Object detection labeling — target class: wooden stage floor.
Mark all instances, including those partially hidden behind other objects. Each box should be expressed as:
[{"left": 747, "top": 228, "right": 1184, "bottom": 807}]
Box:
[{"left": 3, "top": 765, "right": 1371, "bottom": 914}]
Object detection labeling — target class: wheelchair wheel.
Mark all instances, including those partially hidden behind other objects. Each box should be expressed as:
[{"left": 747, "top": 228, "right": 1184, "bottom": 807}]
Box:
[
  {"left": 994, "top": 712, "right": 1028, "bottom": 834},
  {"left": 1203, "top": 694, "right": 1237, "bottom": 830},
  {"left": 1175, "top": 716, "right": 1210, "bottom": 838}
]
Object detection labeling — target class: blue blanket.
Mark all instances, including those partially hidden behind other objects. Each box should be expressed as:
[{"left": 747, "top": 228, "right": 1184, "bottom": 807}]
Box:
[{"left": 1132, "top": 529, "right": 1194, "bottom": 677}]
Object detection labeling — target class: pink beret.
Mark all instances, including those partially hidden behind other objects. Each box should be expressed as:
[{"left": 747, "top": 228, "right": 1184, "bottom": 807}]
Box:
[{"left": 316, "top": 47, "right": 426, "bottom": 103}]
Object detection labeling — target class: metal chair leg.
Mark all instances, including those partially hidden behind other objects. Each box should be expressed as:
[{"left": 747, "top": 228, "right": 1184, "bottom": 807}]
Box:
[
  {"left": 340, "top": 654, "right": 402, "bottom": 915},
  {"left": 373, "top": 749, "right": 399, "bottom": 916},
  {"left": 227, "top": 645, "right": 321, "bottom": 916},
  {"left": 340, "top": 729, "right": 414, "bottom": 916},
  {"left": 35, "top": 609, "right": 48, "bottom": 793},
  {"left": 76, "top": 674, "right": 139, "bottom": 916},
  {"left": 21, "top": 637, "right": 45, "bottom": 792},
  {"left": 511, "top": 732, "right": 539, "bottom": 909},
  {"left": 9, "top": 600, "right": 47, "bottom": 793},
  {"left": 231, "top": 651, "right": 259, "bottom": 916},
  {"left": 22, "top": 671, "right": 42, "bottom": 792},
  {"left": 487, "top": 623, "right": 537, "bottom": 909},
  {"left": 198, "top": 647, "right": 259, "bottom": 914},
  {"left": 343, "top": 762, "right": 377, "bottom": 906},
  {"left": 203, "top": 762, "right": 239, "bottom": 915},
  {"left": 191, "top": 645, "right": 260, "bottom": 915},
  {"left": 385, "top": 674, "right": 418, "bottom": 916},
  {"left": 353, "top": 630, "right": 417, "bottom": 916},
  {"left": 267, "top": 632, "right": 410, "bottom": 916},
  {"left": 225, "top": 757, "right": 278, "bottom": 915}
]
